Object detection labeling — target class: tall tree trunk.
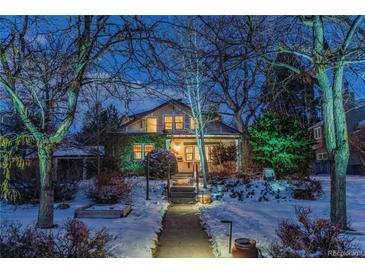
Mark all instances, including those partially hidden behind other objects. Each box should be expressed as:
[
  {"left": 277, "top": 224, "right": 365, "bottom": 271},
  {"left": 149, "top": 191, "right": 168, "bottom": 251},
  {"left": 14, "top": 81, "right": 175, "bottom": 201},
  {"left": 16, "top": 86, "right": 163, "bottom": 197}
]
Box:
[
  {"left": 37, "top": 142, "right": 54, "bottom": 228},
  {"left": 233, "top": 111, "right": 245, "bottom": 171},
  {"left": 318, "top": 68, "right": 349, "bottom": 229},
  {"left": 198, "top": 130, "right": 209, "bottom": 188},
  {"left": 331, "top": 71, "right": 350, "bottom": 229}
]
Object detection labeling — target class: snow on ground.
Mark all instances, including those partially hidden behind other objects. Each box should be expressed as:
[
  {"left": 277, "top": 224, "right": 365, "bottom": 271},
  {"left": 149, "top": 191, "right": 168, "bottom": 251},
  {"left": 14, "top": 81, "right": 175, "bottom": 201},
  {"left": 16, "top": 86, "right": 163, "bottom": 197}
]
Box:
[
  {"left": 0, "top": 177, "right": 168, "bottom": 258},
  {"left": 196, "top": 175, "right": 365, "bottom": 257}
]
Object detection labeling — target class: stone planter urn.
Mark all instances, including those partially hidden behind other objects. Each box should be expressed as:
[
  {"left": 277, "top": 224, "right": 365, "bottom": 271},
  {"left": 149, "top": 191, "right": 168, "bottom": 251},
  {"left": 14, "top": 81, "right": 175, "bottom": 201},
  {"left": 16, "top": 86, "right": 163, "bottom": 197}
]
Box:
[{"left": 232, "top": 238, "right": 259, "bottom": 258}]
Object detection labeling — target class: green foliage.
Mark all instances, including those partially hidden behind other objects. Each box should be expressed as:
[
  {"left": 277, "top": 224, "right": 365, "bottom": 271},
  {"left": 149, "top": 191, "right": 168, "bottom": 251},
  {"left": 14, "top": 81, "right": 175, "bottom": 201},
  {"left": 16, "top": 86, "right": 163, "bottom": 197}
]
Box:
[
  {"left": 250, "top": 112, "right": 313, "bottom": 177},
  {"left": 117, "top": 134, "right": 167, "bottom": 175},
  {"left": 0, "top": 135, "right": 33, "bottom": 201}
]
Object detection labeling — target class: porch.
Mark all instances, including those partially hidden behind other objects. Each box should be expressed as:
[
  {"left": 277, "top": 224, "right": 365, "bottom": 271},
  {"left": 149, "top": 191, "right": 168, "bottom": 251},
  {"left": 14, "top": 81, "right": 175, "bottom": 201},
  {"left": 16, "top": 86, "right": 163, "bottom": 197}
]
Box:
[{"left": 165, "top": 135, "right": 241, "bottom": 173}]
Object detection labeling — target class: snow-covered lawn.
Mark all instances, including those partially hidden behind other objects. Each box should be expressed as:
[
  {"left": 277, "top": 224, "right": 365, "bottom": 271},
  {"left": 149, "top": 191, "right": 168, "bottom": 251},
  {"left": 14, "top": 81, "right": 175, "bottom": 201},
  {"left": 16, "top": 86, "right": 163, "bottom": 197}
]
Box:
[
  {"left": 0, "top": 177, "right": 168, "bottom": 258},
  {"left": 196, "top": 176, "right": 365, "bottom": 257}
]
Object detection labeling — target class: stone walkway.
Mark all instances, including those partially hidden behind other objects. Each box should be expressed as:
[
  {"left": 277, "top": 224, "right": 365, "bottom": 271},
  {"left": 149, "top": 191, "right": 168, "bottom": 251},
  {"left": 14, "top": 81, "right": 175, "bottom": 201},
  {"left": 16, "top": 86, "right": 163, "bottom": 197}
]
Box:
[{"left": 154, "top": 204, "right": 215, "bottom": 258}]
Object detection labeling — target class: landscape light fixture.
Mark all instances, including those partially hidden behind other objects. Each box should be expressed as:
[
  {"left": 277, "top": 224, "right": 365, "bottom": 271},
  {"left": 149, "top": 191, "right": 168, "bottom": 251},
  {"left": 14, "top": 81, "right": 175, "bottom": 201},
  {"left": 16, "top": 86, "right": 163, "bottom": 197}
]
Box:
[{"left": 221, "top": 220, "right": 233, "bottom": 253}]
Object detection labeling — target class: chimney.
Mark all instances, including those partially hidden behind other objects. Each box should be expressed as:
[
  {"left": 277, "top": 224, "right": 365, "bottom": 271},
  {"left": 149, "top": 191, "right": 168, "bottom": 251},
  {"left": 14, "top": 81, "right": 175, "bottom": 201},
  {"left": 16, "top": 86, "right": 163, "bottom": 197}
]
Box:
[{"left": 214, "top": 113, "right": 222, "bottom": 123}]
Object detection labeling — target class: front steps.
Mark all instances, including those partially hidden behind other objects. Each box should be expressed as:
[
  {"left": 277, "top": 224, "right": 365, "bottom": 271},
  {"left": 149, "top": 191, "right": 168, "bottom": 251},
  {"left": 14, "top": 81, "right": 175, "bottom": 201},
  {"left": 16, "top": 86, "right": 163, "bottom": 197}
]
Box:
[{"left": 169, "top": 184, "right": 196, "bottom": 204}]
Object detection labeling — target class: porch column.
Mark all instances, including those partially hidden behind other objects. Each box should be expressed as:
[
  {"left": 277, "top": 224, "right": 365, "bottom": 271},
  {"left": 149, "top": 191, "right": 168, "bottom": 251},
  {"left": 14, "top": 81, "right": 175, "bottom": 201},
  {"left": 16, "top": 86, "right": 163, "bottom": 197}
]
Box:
[
  {"left": 82, "top": 158, "right": 87, "bottom": 180},
  {"left": 165, "top": 139, "right": 171, "bottom": 150},
  {"left": 235, "top": 139, "right": 242, "bottom": 171}
]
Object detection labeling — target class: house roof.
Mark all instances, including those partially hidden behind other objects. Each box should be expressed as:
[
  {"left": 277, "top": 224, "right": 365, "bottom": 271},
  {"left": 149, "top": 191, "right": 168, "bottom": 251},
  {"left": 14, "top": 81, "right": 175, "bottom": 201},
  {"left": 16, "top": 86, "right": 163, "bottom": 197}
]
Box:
[
  {"left": 121, "top": 99, "right": 191, "bottom": 128},
  {"left": 120, "top": 99, "right": 241, "bottom": 135},
  {"left": 26, "top": 146, "right": 105, "bottom": 159}
]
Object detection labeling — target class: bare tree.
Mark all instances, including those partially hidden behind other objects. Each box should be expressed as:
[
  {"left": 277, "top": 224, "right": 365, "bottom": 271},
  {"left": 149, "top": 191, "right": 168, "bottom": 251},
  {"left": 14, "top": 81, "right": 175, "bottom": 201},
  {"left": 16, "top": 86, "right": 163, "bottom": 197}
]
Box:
[
  {"left": 179, "top": 24, "right": 213, "bottom": 188},
  {"left": 195, "top": 16, "right": 269, "bottom": 170},
  {"left": 262, "top": 16, "right": 365, "bottom": 228},
  {"left": 0, "top": 16, "right": 159, "bottom": 228}
]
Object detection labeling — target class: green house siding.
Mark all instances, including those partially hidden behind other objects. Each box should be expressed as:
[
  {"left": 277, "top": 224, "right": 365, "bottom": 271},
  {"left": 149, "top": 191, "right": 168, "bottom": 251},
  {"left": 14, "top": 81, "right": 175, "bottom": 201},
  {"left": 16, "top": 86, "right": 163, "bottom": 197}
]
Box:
[{"left": 117, "top": 134, "right": 167, "bottom": 175}]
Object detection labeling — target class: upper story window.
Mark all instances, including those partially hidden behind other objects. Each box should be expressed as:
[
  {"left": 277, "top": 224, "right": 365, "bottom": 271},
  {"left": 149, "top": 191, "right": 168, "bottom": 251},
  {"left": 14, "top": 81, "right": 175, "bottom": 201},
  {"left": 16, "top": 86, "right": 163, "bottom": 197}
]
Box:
[
  {"left": 190, "top": 117, "right": 199, "bottom": 129},
  {"left": 164, "top": 114, "right": 184, "bottom": 130},
  {"left": 146, "top": 117, "right": 157, "bottom": 133},
  {"left": 164, "top": 115, "right": 173, "bottom": 130},
  {"left": 175, "top": 115, "right": 184, "bottom": 129},
  {"left": 314, "top": 127, "right": 321, "bottom": 140}
]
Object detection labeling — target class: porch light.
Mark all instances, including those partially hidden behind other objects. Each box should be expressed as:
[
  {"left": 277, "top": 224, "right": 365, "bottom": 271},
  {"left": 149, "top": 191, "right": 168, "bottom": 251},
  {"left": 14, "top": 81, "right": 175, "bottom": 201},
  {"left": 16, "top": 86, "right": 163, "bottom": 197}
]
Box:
[{"left": 173, "top": 144, "right": 181, "bottom": 152}]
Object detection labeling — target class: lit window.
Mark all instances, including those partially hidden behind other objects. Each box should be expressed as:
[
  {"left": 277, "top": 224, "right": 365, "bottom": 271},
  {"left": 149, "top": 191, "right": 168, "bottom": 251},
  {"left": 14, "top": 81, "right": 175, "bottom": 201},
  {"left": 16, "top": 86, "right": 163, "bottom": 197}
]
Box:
[
  {"left": 190, "top": 117, "right": 199, "bottom": 129},
  {"left": 164, "top": 115, "right": 173, "bottom": 130},
  {"left": 314, "top": 127, "right": 321, "bottom": 140},
  {"left": 133, "top": 144, "right": 142, "bottom": 160},
  {"left": 175, "top": 115, "right": 184, "bottom": 129},
  {"left": 185, "top": 146, "right": 193, "bottom": 161},
  {"left": 144, "top": 144, "right": 154, "bottom": 156},
  {"left": 195, "top": 146, "right": 200, "bottom": 161},
  {"left": 146, "top": 117, "right": 157, "bottom": 133}
]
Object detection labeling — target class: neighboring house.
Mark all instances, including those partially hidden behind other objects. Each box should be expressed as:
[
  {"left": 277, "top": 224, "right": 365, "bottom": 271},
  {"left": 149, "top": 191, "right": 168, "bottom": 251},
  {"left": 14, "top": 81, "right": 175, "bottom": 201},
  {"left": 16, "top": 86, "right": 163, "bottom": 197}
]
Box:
[
  {"left": 109, "top": 100, "right": 241, "bottom": 174},
  {"left": 309, "top": 105, "right": 365, "bottom": 175}
]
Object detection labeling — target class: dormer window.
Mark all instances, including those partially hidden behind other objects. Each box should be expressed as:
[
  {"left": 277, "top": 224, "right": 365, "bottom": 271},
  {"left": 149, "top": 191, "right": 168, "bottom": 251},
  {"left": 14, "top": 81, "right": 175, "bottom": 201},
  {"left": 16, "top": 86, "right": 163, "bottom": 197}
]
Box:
[
  {"left": 175, "top": 115, "right": 184, "bottom": 129},
  {"left": 164, "top": 115, "right": 173, "bottom": 130}
]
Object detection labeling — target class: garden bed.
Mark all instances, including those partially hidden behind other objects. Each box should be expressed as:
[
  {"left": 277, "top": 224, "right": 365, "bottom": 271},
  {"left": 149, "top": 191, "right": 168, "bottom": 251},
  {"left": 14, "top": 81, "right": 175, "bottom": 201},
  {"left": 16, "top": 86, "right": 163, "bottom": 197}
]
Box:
[{"left": 75, "top": 204, "right": 132, "bottom": 219}]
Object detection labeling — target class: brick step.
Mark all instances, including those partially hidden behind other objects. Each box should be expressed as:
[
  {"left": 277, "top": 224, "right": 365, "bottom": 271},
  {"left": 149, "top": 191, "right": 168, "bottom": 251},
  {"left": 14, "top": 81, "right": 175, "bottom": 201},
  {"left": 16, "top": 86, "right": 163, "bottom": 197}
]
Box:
[{"left": 170, "top": 191, "right": 196, "bottom": 198}]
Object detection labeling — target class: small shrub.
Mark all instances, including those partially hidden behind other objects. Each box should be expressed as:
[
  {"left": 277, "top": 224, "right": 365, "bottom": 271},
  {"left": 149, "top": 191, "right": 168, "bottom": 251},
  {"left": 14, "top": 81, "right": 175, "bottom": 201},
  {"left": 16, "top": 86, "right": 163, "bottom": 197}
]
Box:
[
  {"left": 54, "top": 181, "right": 78, "bottom": 201},
  {"left": 0, "top": 219, "right": 110, "bottom": 258},
  {"left": 87, "top": 171, "right": 130, "bottom": 204},
  {"left": 270, "top": 207, "right": 362, "bottom": 258},
  {"left": 143, "top": 149, "right": 178, "bottom": 179},
  {"left": 58, "top": 219, "right": 111, "bottom": 258},
  {"left": 8, "top": 179, "right": 78, "bottom": 204},
  {"left": 292, "top": 179, "right": 322, "bottom": 200},
  {"left": 96, "top": 170, "right": 121, "bottom": 186}
]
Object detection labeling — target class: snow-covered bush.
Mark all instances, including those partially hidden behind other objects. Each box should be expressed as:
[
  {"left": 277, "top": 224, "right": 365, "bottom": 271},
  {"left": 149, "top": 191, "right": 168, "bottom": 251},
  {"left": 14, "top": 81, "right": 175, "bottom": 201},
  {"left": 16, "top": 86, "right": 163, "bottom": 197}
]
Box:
[
  {"left": 0, "top": 219, "right": 110, "bottom": 258},
  {"left": 291, "top": 179, "right": 322, "bottom": 200},
  {"left": 54, "top": 181, "right": 78, "bottom": 201},
  {"left": 7, "top": 179, "right": 78, "bottom": 204},
  {"left": 270, "top": 207, "right": 362, "bottom": 258},
  {"left": 143, "top": 149, "right": 178, "bottom": 179},
  {"left": 87, "top": 171, "right": 130, "bottom": 204},
  {"left": 212, "top": 177, "right": 290, "bottom": 202}
]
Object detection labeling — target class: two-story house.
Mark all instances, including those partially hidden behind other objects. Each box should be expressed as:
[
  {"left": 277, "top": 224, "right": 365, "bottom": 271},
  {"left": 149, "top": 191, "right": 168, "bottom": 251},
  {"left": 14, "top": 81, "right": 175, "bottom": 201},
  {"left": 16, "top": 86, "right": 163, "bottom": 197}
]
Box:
[
  {"left": 109, "top": 100, "right": 241, "bottom": 175},
  {"left": 309, "top": 104, "right": 365, "bottom": 175}
]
